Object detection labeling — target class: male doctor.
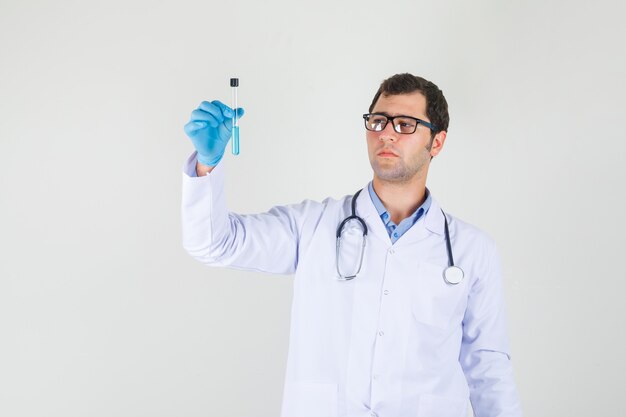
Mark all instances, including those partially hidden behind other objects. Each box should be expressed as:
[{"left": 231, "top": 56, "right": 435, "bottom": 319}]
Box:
[{"left": 181, "top": 73, "right": 523, "bottom": 417}]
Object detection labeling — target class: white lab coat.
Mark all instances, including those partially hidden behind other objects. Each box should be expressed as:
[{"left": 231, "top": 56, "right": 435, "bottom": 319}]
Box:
[{"left": 181, "top": 154, "right": 522, "bottom": 417}]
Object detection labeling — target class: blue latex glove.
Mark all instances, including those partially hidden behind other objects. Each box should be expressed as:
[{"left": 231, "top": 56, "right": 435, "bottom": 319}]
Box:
[{"left": 184, "top": 100, "right": 245, "bottom": 166}]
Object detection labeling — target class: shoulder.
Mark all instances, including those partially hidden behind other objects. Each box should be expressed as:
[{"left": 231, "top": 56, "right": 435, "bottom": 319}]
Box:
[
  {"left": 443, "top": 210, "right": 498, "bottom": 254},
  {"left": 281, "top": 193, "right": 350, "bottom": 212},
  {"left": 268, "top": 193, "right": 352, "bottom": 225}
]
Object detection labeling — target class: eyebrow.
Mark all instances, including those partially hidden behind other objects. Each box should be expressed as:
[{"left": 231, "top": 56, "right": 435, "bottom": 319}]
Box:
[{"left": 372, "top": 112, "right": 428, "bottom": 121}]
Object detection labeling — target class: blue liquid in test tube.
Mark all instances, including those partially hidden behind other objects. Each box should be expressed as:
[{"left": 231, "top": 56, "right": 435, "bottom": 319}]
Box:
[
  {"left": 230, "top": 77, "right": 240, "bottom": 155},
  {"left": 233, "top": 126, "right": 240, "bottom": 155}
]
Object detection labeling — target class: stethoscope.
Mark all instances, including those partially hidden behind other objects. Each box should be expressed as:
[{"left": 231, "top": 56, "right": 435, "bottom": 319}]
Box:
[{"left": 336, "top": 189, "right": 464, "bottom": 285}]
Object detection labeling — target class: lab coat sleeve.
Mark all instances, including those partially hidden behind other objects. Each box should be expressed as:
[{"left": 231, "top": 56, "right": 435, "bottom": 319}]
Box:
[
  {"left": 459, "top": 238, "right": 523, "bottom": 417},
  {"left": 181, "top": 152, "right": 318, "bottom": 274}
]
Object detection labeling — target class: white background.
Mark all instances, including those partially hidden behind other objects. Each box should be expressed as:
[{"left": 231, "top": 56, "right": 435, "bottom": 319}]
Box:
[{"left": 1, "top": 0, "right": 625, "bottom": 416}]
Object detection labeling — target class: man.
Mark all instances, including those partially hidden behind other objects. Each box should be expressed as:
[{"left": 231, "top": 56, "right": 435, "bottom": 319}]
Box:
[{"left": 181, "top": 73, "right": 523, "bottom": 417}]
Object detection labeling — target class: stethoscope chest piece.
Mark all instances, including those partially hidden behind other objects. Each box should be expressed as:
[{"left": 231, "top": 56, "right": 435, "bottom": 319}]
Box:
[{"left": 443, "top": 265, "right": 464, "bottom": 285}]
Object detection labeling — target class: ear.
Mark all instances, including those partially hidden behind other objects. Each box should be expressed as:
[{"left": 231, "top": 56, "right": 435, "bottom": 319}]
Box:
[{"left": 430, "top": 131, "right": 447, "bottom": 157}]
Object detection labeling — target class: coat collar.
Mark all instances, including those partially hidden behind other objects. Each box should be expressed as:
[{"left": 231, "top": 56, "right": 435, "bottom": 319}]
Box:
[{"left": 354, "top": 185, "right": 445, "bottom": 244}]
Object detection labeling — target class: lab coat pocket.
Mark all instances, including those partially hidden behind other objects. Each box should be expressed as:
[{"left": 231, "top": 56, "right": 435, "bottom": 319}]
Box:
[
  {"left": 417, "top": 394, "right": 468, "bottom": 417},
  {"left": 281, "top": 381, "right": 338, "bottom": 417},
  {"left": 411, "top": 261, "right": 467, "bottom": 329}
]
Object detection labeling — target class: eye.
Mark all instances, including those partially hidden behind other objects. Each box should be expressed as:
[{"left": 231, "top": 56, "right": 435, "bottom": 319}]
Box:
[
  {"left": 366, "top": 116, "right": 387, "bottom": 131},
  {"left": 396, "top": 118, "right": 416, "bottom": 128}
]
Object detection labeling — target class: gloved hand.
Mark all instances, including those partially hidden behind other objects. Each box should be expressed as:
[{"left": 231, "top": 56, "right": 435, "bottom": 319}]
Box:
[{"left": 184, "top": 100, "right": 245, "bottom": 167}]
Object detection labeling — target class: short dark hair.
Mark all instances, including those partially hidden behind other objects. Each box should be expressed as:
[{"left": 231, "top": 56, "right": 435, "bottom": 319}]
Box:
[{"left": 368, "top": 73, "right": 449, "bottom": 135}]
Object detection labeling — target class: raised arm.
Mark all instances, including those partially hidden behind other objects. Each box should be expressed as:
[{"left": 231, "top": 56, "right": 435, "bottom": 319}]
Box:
[{"left": 181, "top": 100, "right": 319, "bottom": 274}]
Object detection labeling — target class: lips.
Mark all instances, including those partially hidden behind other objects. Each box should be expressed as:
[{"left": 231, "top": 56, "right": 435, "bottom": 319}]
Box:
[{"left": 377, "top": 149, "right": 399, "bottom": 157}]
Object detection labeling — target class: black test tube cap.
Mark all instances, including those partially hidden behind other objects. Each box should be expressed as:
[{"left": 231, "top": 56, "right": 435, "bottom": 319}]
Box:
[{"left": 230, "top": 78, "right": 239, "bottom": 87}]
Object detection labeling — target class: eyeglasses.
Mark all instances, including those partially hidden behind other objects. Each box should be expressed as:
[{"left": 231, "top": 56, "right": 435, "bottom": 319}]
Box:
[{"left": 363, "top": 113, "right": 437, "bottom": 134}]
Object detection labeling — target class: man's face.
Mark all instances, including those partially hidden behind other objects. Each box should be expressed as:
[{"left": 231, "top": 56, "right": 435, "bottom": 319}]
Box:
[{"left": 366, "top": 92, "right": 445, "bottom": 184}]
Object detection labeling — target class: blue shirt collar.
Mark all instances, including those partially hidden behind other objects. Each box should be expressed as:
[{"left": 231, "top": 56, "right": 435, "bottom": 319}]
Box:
[{"left": 367, "top": 181, "right": 432, "bottom": 230}]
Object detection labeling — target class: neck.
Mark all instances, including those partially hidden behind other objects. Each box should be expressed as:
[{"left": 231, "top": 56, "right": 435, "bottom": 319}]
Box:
[{"left": 372, "top": 174, "right": 428, "bottom": 225}]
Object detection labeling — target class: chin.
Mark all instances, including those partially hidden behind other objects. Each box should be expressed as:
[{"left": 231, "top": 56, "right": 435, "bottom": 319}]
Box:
[{"left": 374, "top": 168, "right": 410, "bottom": 183}]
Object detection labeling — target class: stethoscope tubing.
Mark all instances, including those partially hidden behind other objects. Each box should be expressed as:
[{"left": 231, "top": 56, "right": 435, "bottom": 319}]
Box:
[{"left": 336, "top": 189, "right": 464, "bottom": 284}]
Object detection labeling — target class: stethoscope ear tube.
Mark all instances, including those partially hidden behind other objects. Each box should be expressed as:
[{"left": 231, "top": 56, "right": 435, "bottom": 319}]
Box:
[
  {"left": 336, "top": 235, "right": 366, "bottom": 280},
  {"left": 442, "top": 209, "right": 464, "bottom": 285},
  {"left": 336, "top": 189, "right": 368, "bottom": 238},
  {"left": 442, "top": 209, "right": 454, "bottom": 267},
  {"left": 336, "top": 189, "right": 367, "bottom": 280}
]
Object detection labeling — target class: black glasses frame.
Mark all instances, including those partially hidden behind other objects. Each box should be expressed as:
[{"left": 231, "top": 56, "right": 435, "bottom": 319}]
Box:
[{"left": 363, "top": 113, "right": 437, "bottom": 133}]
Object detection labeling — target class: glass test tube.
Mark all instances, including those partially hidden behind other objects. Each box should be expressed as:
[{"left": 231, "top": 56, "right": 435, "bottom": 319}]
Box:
[{"left": 230, "top": 77, "right": 240, "bottom": 155}]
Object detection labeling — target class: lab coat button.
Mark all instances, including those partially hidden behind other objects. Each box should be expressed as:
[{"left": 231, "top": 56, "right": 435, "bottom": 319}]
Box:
[
  {"left": 383, "top": 290, "right": 389, "bottom": 295},
  {"left": 370, "top": 412, "right": 378, "bottom": 417},
  {"left": 378, "top": 331, "right": 384, "bottom": 336},
  {"left": 388, "top": 249, "right": 395, "bottom": 254}
]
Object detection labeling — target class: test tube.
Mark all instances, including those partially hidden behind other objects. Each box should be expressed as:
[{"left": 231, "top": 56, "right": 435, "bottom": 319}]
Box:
[{"left": 230, "top": 77, "right": 240, "bottom": 155}]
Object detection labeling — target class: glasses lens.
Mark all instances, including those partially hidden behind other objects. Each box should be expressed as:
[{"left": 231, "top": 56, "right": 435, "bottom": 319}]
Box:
[
  {"left": 392, "top": 117, "right": 417, "bottom": 134},
  {"left": 365, "top": 114, "right": 387, "bottom": 132}
]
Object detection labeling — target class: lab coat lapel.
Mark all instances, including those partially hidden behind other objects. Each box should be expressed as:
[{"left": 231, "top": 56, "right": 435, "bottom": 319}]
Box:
[
  {"left": 397, "top": 195, "right": 445, "bottom": 246},
  {"left": 354, "top": 186, "right": 392, "bottom": 246},
  {"left": 423, "top": 196, "right": 445, "bottom": 236}
]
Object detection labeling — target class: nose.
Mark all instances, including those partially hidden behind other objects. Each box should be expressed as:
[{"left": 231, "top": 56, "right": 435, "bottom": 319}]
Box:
[{"left": 378, "top": 121, "right": 398, "bottom": 142}]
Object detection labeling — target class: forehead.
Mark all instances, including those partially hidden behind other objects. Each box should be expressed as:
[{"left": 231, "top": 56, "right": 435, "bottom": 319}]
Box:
[{"left": 372, "top": 92, "right": 428, "bottom": 118}]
